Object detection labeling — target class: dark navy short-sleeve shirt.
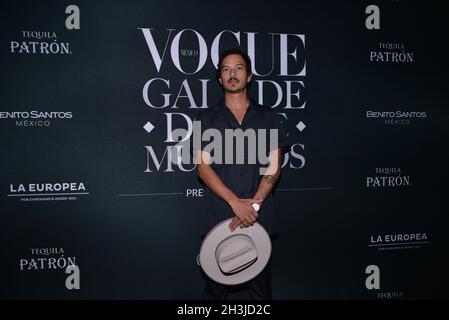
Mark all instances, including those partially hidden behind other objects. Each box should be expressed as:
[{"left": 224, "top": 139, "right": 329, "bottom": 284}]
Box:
[{"left": 194, "top": 99, "right": 290, "bottom": 236}]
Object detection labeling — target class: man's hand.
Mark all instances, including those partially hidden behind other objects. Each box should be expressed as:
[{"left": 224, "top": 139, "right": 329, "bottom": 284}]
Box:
[{"left": 228, "top": 198, "right": 262, "bottom": 231}]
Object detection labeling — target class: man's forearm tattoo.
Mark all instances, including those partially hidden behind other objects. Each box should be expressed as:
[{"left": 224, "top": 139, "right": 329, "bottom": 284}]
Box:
[{"left": 263, "top": 175, "right": 278, "bottom": 186}]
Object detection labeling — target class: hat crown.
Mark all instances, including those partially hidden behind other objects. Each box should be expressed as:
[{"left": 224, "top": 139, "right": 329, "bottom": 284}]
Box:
[
  {"left": 215, "top": 234, "right": 258, "bottom": 275},
  {"left": 199, "top": 218, "right": 271, "bottom": 285}
]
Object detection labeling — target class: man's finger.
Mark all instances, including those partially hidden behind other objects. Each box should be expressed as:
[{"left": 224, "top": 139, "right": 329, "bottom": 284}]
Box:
[
  {"left": 229, "top": 218, "right": 240, "bottom": 231},
  {"left": 241, "top": 219, "right": 250, "bottom": 228},
  {"left": 250, "top": 207, "right": 258, "bottom": 219},
  {"left": 233, "top": 218, "right": 241, "bottom": 231},
  {"left": 245, "top": 214, "right": 255, "bottom": 224}
]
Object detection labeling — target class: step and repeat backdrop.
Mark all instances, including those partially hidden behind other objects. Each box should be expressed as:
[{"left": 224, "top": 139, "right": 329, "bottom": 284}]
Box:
[{"left": 1, "top": 0, "right": 448, "bottom": 299}]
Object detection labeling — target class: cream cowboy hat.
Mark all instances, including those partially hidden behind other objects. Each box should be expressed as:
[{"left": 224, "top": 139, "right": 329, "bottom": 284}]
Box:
[{"left": 199, "top": 217, "right": 272, "bottom": 285}]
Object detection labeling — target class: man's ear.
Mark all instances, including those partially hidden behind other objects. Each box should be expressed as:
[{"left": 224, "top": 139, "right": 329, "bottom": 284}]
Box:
[
  {"left": 247, "top": 74, "right": 252, "bottom": 83},
  {"left": 219, "top": 77, "right": 223, "bottom": 85}
]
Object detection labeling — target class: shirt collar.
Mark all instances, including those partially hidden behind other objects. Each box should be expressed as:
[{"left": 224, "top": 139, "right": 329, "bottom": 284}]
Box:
[{"left": 220, "top": 98, "right": 258, "bottom": 127}]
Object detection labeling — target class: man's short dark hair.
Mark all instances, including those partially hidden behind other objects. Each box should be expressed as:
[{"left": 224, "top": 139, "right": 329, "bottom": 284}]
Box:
[{"left": 216, "top": 48, "right": 253, "bottom": 83}]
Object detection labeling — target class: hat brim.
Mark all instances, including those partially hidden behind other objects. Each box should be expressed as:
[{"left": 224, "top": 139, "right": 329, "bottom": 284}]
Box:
[{"left": 199, "top": 218, "right": 272, "bottom": 286}]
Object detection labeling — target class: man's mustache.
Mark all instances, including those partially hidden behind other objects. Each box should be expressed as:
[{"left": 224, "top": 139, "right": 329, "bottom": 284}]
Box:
[{"left": 227, "top": 77, "right": 239, "bottom": 83}]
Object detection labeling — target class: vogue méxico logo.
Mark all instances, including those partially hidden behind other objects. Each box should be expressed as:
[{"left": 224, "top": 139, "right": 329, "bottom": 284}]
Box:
[
  {"left": 139, "top": 27, "right": 307, "bottom": 173},
  {"left": 8, "top": 182, "right": 90, "bottom": 202},
  {"left": 139, "top": 28, "right": 306, "bottom": 76},
  {"left": 139, "top": 28, "right": 306, "bottom": 109}
]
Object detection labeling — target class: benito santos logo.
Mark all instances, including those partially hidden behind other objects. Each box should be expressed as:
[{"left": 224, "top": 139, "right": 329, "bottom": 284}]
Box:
[{"left": 0, "top": 110, "right": 73, "bottom": 127}]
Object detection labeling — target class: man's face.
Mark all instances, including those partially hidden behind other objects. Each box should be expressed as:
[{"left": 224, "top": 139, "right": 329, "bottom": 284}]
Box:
[{"left": 219, "top": 54, "right": 252, "bottom": 93}]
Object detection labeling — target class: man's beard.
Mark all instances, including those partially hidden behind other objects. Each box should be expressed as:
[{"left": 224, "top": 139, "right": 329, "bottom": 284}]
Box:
[
  {"left": 224, "top": 86, "right": 246, "bottom": 93},
  {"left": 223, "top": 79, "right": 248, "bottom": 93}
]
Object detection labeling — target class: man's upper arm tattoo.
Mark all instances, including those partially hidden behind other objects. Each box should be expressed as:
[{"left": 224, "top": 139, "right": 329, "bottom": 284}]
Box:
[{"left": 263, "top": 175, "right": 278, "bottom": 185}]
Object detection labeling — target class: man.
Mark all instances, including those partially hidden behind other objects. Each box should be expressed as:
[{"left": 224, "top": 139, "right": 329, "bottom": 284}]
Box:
[{"left": 194, "top": 48, "right": 290, "bottom": 299}]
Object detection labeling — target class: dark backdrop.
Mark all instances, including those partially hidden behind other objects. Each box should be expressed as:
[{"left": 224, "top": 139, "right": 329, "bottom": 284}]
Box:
[{"left": 1, "top": 0, "right": 448, "bottom": 299}]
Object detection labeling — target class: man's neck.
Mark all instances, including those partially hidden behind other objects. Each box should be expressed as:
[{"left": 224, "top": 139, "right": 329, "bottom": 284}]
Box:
[{"left": 224, "top": 92, "right": 250, "bottom": 111}]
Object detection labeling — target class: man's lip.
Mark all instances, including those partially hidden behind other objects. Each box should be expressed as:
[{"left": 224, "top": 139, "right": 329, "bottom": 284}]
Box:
[{"left": 228, "top": 78, "right": 239, "bottom": 83}]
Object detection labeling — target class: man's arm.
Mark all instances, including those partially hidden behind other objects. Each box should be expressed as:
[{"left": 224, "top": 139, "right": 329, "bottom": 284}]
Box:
[
  {"left": 253, "top": 148, "right": 282, "bottom": 202},
  {"left": 196, "top": 150, "right": 258, "bottom": 230}
]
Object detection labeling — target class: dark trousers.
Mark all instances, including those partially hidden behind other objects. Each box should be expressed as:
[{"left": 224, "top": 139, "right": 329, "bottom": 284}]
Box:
[{"left": 202, "top": 259, "right": 272, "bottom": 300}]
